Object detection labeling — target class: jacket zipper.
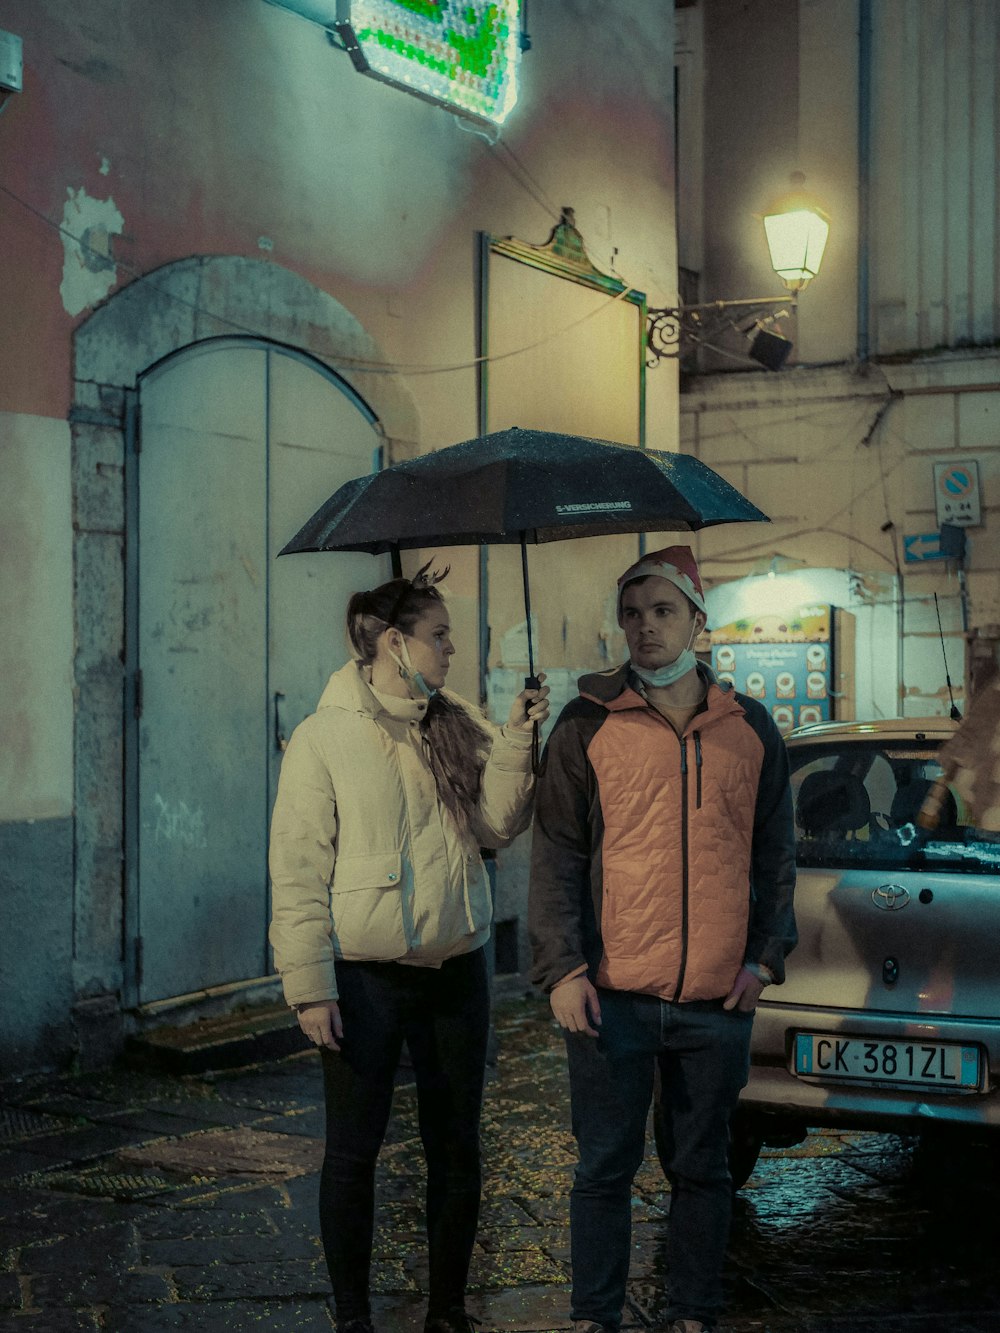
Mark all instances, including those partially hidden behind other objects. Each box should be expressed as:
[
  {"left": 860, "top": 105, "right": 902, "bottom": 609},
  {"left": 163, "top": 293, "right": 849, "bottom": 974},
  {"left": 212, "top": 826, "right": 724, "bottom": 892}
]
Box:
[
  {"left": 673, "top": 734, "right": 690, "bottom": 1001},
  {"left": 643, "top": 701, "right": 707, "bottom": 1002}
]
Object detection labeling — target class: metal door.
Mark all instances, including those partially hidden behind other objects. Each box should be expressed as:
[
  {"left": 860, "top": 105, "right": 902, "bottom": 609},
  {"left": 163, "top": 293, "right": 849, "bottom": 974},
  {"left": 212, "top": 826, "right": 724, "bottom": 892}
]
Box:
[
  {"left": 131, "top": 340, "right": 381, "bottom": 1004},
  {"left": 267, "top": 350, "right": 383, "bottom": 799}
]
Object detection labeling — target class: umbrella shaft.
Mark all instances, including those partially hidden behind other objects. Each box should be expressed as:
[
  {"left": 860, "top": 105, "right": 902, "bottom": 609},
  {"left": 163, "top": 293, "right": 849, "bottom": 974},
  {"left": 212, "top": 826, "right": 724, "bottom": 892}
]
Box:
[{"left": 520, "top": 537, "right": 535, "bottom": 680}]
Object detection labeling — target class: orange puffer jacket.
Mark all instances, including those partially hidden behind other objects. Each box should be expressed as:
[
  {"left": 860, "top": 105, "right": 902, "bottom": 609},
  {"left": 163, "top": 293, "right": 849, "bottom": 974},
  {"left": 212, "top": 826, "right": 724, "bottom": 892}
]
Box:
[{"left": 528, "top": 663, "right": 797, "bottom": 1003}]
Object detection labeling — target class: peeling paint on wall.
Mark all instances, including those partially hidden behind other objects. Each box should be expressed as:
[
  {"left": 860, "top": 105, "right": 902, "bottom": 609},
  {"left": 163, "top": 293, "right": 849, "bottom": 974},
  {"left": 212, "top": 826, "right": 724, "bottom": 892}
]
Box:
[{"left": 60, "top": 187, "right": 124, "bottom": 317}]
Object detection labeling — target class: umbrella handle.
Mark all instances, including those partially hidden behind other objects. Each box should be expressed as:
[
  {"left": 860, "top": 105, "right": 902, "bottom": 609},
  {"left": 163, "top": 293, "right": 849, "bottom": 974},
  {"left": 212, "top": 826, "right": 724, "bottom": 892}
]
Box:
[{"left": 525, "top": 674, "right": 541, "bottom": 775}]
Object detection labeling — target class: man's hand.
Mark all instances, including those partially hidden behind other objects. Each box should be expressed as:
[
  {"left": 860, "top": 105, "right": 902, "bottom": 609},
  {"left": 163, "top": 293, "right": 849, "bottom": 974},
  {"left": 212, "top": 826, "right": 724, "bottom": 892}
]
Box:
[
  {"left": 723, "top": 966, "right": 766, "bottom": 1014},
  {"left": 550, "top": 975, "right": 602, "bottom": 1037},
  {"left": 296, "top": 999, "right": 343, "bottom": 1051}
]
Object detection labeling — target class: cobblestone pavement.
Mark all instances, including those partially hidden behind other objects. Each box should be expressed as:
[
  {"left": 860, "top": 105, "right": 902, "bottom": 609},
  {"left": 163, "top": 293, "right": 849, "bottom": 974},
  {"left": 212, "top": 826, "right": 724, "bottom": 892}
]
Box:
[{"left": 2, "top": 993, "right": 999, "bottom": 1332}]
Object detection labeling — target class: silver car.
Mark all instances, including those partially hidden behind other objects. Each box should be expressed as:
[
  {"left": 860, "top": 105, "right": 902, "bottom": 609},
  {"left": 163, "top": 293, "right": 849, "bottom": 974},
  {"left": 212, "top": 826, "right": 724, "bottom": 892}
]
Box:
[{"left": 657, "top": 716, "right": 1000, "bottom": 1188}]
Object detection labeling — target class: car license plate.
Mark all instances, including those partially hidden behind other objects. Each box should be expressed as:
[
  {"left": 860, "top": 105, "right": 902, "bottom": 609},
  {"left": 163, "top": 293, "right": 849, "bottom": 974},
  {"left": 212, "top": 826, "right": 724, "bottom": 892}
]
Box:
[{"left": 793, "top": 1032, "right": 981, "bottom": 1089}]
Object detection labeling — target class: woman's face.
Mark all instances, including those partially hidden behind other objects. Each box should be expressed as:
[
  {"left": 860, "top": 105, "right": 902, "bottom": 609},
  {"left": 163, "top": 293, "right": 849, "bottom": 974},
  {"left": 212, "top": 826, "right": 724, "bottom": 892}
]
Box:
[{"left": 402, "top": 605, "right": 456, "bottom": 689}]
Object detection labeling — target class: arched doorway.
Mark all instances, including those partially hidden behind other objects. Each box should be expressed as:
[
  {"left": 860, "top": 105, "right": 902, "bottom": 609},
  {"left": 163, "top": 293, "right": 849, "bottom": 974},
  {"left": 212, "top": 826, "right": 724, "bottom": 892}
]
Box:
[{"left": 70, "top": 257, "right": 415, "bottom": 1051}]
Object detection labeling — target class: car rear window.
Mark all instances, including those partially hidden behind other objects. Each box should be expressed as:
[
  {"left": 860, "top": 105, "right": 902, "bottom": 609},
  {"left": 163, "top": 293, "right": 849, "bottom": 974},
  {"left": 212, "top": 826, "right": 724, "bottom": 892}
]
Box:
[{"left": 788, "top": 740, "right": 1000, "bottom": 874}]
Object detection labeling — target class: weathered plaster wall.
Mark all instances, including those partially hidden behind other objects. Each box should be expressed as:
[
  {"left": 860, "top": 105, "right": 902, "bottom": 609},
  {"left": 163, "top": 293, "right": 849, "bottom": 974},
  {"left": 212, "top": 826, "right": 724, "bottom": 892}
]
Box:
[
  {"left": 0, "top": 0, "right": 676, "bottom": 426},
  {"left": 0, "top": 411, "right": 73, "bottom": 819},
  {"left": 0, "top": 0, "right": 677, "bottom": 714},
  {"left": 0, "top": 414, "right": 75, "bottom": 1074},
  {"left": 0, "top": 818, "right": 74, "bottom": 1075}
]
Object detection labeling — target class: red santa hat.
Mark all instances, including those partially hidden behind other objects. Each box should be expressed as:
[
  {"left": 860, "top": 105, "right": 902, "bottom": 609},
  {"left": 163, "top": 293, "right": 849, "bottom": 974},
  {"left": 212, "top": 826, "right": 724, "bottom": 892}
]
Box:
[{"left": 616, "top": 544, "right": 707, "bottom": 624}]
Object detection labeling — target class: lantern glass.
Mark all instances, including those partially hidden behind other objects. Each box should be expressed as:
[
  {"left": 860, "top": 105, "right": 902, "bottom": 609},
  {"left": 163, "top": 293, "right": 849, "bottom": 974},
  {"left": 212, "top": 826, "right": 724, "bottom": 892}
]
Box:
[{"left": 763, "top": 208, "right": 830, "bottom": 291}]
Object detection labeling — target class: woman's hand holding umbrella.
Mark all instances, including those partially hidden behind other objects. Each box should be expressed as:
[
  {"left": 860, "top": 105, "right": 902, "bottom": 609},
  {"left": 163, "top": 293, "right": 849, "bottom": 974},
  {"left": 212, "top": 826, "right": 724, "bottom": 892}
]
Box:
[{"left": 504, "top": 672, "right": 550, "bottom": 741}]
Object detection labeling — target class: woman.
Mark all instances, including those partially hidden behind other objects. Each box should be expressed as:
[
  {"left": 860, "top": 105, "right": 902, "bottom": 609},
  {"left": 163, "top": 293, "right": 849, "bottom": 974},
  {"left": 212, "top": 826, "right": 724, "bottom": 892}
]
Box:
[{"left": 269, "top": 563, "right": 549, "bottom": 1333}]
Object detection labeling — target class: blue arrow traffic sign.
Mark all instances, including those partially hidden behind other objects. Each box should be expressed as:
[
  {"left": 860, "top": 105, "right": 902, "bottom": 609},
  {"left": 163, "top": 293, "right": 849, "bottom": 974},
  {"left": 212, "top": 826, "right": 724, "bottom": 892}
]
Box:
[{"left": 903, "top": 532, "right": 946, "bottom": 562}]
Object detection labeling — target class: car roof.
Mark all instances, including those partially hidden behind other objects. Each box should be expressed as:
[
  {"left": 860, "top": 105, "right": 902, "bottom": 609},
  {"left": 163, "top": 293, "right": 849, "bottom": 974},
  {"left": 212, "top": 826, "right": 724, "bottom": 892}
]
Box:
[{"left": 785, "top": 716, "right": 960, "bottom": 745}]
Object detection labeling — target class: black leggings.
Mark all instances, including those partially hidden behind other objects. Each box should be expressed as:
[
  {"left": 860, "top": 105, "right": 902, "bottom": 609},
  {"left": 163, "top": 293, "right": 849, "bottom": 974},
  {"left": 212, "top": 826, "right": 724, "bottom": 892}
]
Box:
[{"left": 319, "top": 947, "right": 490, "bottom": 1322}]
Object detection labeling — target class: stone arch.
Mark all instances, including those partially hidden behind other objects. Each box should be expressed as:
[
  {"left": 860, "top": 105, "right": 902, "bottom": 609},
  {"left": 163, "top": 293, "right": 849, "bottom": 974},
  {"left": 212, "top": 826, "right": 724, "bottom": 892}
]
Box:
[
  {"left": 74, "top": 255, "right": 416, "bottom": 436},
  {"left": 68, "top": 257, "right": 417, "bottom": 1064}
]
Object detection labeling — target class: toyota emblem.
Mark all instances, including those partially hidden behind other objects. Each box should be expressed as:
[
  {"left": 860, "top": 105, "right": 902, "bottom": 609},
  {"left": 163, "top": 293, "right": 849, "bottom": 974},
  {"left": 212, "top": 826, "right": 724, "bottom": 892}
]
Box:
[{"left": 872, "top": 883, "right": 911, "bottom": 911}]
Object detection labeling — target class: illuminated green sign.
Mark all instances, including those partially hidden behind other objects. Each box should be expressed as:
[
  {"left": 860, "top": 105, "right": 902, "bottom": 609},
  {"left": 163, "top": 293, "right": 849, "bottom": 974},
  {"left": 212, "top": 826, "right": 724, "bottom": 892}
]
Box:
[{"left": 335, "top": 0, "right": 521, "bottom": 126}]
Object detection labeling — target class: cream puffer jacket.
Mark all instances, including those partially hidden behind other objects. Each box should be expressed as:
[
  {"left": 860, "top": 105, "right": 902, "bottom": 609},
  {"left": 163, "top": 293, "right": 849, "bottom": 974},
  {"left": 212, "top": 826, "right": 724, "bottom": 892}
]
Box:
[{"left": 268, "top": 660, "right": 534, "bottom": 1006}]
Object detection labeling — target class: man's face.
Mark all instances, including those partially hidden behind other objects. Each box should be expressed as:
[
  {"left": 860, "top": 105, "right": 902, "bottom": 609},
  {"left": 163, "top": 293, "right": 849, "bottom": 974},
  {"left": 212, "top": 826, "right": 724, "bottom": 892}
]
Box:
[{"left": 621, "top": 576, "right": 704, "bottom": 670}]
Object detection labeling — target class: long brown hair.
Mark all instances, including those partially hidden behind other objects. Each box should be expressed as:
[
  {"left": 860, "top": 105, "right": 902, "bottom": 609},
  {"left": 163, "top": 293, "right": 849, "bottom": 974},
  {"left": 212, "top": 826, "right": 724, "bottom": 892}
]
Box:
[{"left": 346, "top": 567, "right": 491, "bottom": 834}]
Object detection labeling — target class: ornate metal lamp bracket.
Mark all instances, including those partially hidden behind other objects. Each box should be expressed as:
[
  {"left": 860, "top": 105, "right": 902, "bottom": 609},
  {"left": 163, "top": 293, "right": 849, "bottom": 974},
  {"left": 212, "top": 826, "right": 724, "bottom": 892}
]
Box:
[{"left": 645, "top": 296, "right": 798, "bottom": 367}]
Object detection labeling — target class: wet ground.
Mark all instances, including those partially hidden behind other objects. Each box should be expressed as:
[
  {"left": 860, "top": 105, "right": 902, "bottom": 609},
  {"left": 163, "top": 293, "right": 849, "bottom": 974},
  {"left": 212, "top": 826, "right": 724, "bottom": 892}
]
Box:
[{"left": 2, "top": 991, "right": 999, "bottom": 1331}]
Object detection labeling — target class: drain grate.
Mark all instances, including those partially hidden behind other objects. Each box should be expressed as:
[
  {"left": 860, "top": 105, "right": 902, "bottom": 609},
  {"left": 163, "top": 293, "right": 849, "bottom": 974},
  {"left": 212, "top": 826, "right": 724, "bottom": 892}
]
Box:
[
  {"left": 0, "top": 1108, "right": 70, "bottom": 1142},
  {"left": 28, "top": 1167, "right": 209, "bottom": 1201}
]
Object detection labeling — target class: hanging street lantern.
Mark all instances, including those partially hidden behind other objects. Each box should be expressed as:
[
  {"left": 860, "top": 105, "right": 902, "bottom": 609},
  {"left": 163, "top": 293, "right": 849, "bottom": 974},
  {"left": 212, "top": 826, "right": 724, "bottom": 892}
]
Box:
[
  {"left": 762, "top": 172, "right": 831, "bottom": 292},
  {"left": 646, "top": 170, "right": 832, "bottom": 368}
]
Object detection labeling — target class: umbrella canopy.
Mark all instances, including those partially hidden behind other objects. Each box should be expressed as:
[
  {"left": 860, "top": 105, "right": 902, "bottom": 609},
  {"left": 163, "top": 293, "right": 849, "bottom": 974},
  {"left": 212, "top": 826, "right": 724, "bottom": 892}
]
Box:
[
  {"left": 280, "top": 426, "right": 767, "bottom": 556},
  {"left": 280, "top": 427, "right": 768, "bottom": 769}
]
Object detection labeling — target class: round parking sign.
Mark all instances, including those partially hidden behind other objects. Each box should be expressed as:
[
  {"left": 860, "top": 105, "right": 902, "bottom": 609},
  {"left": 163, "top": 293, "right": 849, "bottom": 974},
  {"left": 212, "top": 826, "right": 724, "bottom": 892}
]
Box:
[
  {"left": 933, "top": 460, "right": 981, "bottom": 526},
  {"left": 938, "top": 466, "right": 973, "bottom": 498}
]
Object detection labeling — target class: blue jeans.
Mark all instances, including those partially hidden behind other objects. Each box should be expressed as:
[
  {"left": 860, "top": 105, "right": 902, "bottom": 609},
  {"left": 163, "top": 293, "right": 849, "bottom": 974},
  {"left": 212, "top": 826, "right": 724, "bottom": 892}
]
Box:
[
  {"left": 319, "top": 948, "right": 489, "bottom": 1323},
  {"left": 564, "top": 989, "right": 754, "bottom": 1330}
]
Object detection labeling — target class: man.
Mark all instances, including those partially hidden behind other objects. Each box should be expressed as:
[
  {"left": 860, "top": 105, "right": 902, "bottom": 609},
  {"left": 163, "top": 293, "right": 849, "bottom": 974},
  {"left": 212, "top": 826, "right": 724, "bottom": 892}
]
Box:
[{"left": 528, "top": 546, "right": 796, "bottom": 1333}]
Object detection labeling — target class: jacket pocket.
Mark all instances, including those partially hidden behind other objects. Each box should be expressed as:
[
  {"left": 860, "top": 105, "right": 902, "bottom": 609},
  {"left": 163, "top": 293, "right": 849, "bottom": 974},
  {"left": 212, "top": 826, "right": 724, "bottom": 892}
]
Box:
[
  {"left": 329, "top": 850, "right": 407, "bottom": 958},
  {"left": 331, "top": 850, "right": 403, "bottom": 893}
]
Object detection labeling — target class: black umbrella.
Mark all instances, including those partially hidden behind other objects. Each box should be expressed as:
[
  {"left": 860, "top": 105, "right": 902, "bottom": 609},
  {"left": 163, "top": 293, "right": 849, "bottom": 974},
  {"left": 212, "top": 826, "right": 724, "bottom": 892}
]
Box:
[
  {"left": 280, "top": 427, "right": 768, "bottom": 765},
  {"left": 283, "top": 426, "right": 765, "bottom": 551},
  {"left": 282, "top": 425, "right": 767, "bottom": 661}
]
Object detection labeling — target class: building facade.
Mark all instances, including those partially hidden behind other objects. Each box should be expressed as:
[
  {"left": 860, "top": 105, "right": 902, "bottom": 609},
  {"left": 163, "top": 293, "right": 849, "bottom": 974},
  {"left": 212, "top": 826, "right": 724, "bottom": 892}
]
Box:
[
  {"left": 2, "top": 0, "right": 997, "bottom": 1077},
  {"left": 675, "top": 0, "right": 1000, "bottom": 717},
  {"left": 0, "top": 0, "right": 679, "bottom": 1073}
]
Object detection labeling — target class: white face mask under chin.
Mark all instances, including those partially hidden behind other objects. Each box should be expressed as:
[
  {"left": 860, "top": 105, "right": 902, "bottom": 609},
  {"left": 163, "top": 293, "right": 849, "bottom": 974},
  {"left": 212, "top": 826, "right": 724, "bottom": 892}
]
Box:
[
  {"left": 388, "top": 638, "right": 437, "bottom": 700},
  {"left": 631, "top": 622, "right": 699, "bottom": 689}
]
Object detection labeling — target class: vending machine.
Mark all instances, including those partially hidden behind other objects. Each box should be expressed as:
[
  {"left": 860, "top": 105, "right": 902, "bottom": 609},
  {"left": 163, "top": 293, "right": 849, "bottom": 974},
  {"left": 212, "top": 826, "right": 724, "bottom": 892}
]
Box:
[{"left": 709, "top": 603, "right": 852, "bottom": 737}]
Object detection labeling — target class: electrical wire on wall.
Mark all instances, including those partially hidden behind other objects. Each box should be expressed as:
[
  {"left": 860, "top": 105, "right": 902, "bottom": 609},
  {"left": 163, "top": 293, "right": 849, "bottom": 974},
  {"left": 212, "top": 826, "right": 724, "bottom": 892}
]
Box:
[
  {"left": 486, "top": 138, "right": 562, "bottom": 222},
  {"left": 0, "top": 179, "right": 639, "bottom": 378},
  {"left": 699, "top": 393, "right": 900, "bottom": 568}
]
